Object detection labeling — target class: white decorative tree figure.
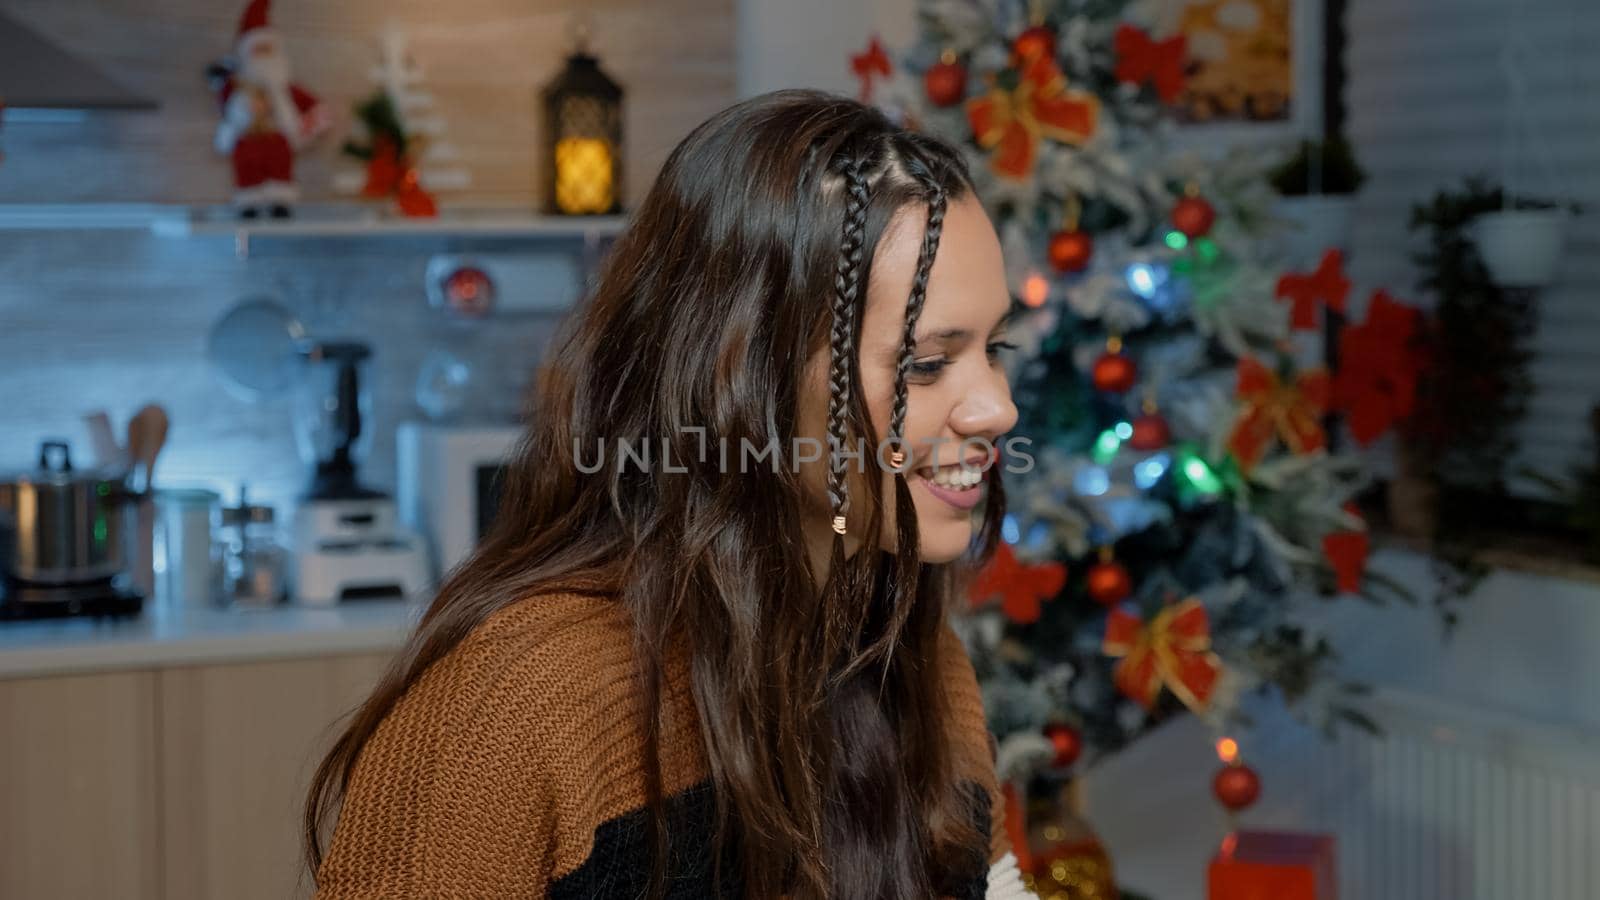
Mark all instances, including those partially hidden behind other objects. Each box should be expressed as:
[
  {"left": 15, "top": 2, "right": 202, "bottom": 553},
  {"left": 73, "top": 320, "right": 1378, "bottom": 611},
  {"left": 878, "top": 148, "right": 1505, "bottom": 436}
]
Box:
[{"left": 336, "top": 24, "right": 471, "bottom": 210}]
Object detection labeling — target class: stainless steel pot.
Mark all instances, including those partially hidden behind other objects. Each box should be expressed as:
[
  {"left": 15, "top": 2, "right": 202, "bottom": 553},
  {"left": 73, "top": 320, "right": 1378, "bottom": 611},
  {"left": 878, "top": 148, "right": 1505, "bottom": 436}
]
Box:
[{"left": 0, "top": 439, "right": 137, "bottom": 585}]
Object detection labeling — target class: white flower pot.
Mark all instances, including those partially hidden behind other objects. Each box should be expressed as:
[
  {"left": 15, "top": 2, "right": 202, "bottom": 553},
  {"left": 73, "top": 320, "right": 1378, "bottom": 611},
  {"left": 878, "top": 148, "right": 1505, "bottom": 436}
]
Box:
[
  {"left": 1273, "top": 194, "right": 1355, "bottom": 267},
  {"left": 1470, "top": 209, "right": 1569, "bottom": 288}
]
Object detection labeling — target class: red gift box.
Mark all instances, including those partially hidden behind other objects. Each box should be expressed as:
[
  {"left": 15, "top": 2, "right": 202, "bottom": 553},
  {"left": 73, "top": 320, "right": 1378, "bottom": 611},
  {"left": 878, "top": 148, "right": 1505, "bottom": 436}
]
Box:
[{"left": 1208, "top": 830, "right": 1336, "bottom": 900}]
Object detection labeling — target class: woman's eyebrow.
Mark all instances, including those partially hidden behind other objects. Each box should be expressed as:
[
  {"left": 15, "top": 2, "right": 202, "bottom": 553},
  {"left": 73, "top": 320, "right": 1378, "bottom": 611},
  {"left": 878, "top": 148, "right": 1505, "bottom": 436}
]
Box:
[{"left": 912, "top": 304, "right": 1019, "bottom": 344}]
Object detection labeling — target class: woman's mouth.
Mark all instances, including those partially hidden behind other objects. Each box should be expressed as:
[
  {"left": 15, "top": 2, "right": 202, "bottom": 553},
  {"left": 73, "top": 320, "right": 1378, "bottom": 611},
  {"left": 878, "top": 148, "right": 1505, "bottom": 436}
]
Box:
[{"left": 914, "top": 460, "right": 987, "bottom": 510}]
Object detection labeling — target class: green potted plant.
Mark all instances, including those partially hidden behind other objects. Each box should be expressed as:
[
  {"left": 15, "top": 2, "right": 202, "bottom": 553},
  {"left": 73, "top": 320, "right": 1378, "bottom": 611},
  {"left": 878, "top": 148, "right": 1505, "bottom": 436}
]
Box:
[{"left": 1270, "top": 136, "right": 1366, "bottom": 266}]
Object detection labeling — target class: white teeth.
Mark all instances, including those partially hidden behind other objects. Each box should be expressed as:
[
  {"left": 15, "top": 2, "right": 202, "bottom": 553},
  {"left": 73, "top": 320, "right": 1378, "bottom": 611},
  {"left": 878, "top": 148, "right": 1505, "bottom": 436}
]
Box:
[{"left": 929, "top": 466, "right": 983, "bottom": 489}]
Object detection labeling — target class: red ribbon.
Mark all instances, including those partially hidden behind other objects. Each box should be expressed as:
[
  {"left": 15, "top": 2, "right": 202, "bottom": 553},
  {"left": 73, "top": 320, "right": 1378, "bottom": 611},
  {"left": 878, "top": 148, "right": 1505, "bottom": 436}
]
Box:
[
  {"left": 966, "top": 53, "right": 1099, "bottom": 179},
  {"left": 850, "top": 35, "right": 892, "bottom": 103},
  {"left": 969, "top": 542, "right": 1067, "bottom": 625},
  {"left": 1228, "top": 356, "right": 1331, "bottom": 471},
  {"left": 1276, "top": 249, "right": 1352, "bottom": 331},
  {"left": 1102, "top": 598, "right": 1222, "bottom": 712},
  {"left": 1114, "top": 25, "right": 1188, "bottom": 104}
]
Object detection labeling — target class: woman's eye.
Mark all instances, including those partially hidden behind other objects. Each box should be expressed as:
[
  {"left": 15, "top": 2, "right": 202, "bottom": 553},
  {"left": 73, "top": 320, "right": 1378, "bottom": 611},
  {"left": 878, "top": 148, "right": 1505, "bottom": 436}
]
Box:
[
  {"left": 986, "top": 340, "right": 1019, "bottom": 360},
  {"left": 910, "top": 357, "right": 949, "bottom": 378}
]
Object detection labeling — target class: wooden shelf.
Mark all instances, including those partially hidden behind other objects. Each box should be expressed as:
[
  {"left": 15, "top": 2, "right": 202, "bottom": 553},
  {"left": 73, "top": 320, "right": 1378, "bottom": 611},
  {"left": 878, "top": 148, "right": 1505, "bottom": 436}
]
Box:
[
  {"left": 148, "top": 206, "right": 628, "bottom": 241},
  {"left": 0, "top": 203, "right": 191, "bottom": 230},
  {"left": 0, "top": 203, "right": 628, "bottom": 250}
]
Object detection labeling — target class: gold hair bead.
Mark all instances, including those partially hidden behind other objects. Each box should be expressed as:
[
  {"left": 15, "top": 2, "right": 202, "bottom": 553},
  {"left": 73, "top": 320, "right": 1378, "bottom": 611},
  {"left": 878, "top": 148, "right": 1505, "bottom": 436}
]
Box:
[
  {"left": 832, "top": 515, "right": 848, "bottom": 535},
  {"left": 890, "top": 450, "right": 905, "bottom": 467}
]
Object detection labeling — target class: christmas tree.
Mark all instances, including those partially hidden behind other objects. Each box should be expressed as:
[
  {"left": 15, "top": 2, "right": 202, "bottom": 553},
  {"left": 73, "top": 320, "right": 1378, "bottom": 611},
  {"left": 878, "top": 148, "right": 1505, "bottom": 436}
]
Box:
[{"left": 862, "top": 0, "right": 1437, "bottom": 799}]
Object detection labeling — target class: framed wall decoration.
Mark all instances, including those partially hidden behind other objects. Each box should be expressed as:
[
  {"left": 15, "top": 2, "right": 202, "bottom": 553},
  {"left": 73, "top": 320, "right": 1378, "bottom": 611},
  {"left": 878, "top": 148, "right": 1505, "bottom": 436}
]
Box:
[{"left": 1170, "top": 0, "right": 1326, "bottom": 147}]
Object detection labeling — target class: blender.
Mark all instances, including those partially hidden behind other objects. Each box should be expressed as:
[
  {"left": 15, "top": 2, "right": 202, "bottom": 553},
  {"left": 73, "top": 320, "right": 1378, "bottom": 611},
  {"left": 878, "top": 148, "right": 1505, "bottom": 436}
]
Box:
[{"left": 288, "top": 338, "right": 430, "bottom": 605}]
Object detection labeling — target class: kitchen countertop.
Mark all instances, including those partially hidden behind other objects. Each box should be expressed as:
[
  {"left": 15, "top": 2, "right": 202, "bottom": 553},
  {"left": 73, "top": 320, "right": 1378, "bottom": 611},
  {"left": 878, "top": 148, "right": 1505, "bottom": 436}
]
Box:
[{"left": 0, "top": 599, "right": 423, "bottom": 679}]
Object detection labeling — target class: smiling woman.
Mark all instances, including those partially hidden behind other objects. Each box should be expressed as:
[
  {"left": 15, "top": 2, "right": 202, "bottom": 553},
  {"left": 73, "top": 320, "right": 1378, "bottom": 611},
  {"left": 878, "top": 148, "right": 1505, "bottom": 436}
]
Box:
[{"left": 304, "top": 89, "right": 1029, "bottom": 900}]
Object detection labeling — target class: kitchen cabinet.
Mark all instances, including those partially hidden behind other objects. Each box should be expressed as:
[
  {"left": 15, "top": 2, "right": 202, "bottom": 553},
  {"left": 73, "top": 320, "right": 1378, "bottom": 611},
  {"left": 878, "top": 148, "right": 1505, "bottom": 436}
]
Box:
[
  {"left": 0, "top": 670, "right": 163, "bottom": 900},
  {"left": 0, "top": 651, "right": 393, "bottom": 900},
  {"left": 159, "top": 653, "right": 392, "bottom": 900}
]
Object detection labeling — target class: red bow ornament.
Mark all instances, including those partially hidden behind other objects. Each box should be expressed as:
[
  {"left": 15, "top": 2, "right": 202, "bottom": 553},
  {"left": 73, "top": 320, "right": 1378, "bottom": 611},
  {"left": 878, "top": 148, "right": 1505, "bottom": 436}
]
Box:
[
  {"left": 966, "top": 53, "right": 1099, "bottom": 180},
  {"left": 1228, "top": 356, "right": 1331, "bottom": 471},
  {"left": 1114, "top": 25, "right": 1188, "bottom": 104},
  {"left": 361, "top": 136, "right": 437, "bottom": 217},
  {"left": 1334, "top": 289, "right": 1424, "bottom": 445},
  {"left": 969, "top": 541, "right": 1067, "bottom": 625},
  {"left": 1102, "top": 598, "right": 1223, "bottom": 712},
  {"left": 851, "top": 35, "right": 893, "bottom": 104},
  {"left": 1276, "top": 249, "right": 1352, "bottom": 331}
]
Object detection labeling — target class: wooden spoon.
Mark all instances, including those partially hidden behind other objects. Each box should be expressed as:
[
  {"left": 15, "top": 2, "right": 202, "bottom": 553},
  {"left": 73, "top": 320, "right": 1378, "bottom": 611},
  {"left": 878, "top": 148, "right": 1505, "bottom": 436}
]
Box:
[
  {"left": 127, "top": 404, "right": 170, "bottom": 493},
  {"left": 125, "top": 411, "right": 149, "bottom": 492}
]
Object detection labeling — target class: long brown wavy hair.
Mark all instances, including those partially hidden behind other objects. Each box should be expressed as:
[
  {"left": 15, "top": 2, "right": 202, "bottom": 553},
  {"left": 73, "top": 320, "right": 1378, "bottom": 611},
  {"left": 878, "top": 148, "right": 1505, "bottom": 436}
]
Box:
[{"left": 304, "top": 89, "right": 1006, "bottom": 899}]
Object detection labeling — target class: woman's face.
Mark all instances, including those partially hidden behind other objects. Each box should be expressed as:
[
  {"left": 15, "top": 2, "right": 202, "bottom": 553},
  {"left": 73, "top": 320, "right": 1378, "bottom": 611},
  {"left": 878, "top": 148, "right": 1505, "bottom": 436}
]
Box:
[{"left": 799, "top": 192, "right": 1019, "bottom": 566}]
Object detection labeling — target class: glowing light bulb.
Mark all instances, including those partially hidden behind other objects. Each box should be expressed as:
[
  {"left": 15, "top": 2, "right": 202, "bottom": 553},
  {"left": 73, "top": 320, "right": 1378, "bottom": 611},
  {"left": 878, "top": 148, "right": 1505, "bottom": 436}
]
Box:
[
  {"left": 1074, "top": 465, "right": 1111, "bottom": 496},
  {"left": 1126, "top": 263, "right": 1158, "bottom": 299},
  {"left": 1023, "top": 274, "right": 1050, "bottom": 308}
]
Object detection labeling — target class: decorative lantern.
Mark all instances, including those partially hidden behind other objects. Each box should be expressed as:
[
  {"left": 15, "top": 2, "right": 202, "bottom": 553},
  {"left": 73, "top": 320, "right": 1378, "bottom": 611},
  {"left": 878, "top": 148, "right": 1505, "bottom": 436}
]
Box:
[{"left": 541, "top": 23, "right": 623, "bottom": 216}]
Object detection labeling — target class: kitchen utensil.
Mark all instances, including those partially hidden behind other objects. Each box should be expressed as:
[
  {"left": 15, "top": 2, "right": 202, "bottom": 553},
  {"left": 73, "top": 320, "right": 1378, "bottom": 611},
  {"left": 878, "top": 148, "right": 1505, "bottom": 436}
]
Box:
[
  {"left": 125, "top": 413, "right": 148, "bottom": 493},
  {"left": 83, "top": 410, "right": 128, "bottom": 472},
  {"left": 127, "top": 404, "right": 169, "bottom": 493},
  {"left": 207, "top": 297, "right": 307, "bottom": 402},
  {"left": 125, "top": 404, "right": 168, "bottom": 597}
]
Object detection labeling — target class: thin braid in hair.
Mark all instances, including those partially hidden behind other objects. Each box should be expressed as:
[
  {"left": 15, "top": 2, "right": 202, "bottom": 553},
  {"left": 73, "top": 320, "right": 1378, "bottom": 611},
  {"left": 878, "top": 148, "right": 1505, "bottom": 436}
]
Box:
[
  {"left": 828, "top": 153, "right": 871, "bottom": 536},
  {"left": 887, "top": 179, "right": 948, "bottom": 467}
]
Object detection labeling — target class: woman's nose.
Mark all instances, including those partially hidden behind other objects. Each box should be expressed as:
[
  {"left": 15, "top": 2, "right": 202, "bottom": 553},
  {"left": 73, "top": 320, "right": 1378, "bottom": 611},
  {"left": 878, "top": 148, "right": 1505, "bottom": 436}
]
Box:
[{"left": 951, "top": 370, "right": 1019, "bottom": 439}]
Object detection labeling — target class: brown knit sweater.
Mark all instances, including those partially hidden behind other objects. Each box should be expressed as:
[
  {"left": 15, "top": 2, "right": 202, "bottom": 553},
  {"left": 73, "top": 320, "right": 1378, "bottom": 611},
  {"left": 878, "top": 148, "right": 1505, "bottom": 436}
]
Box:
[{"left": 312, "top": 587, "right": 1029, "bottom": 898}]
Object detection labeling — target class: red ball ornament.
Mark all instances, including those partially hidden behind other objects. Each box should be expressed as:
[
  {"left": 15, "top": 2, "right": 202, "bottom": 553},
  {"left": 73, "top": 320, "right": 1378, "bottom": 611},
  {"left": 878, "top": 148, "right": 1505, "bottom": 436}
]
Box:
[
  {"left": 1086, "top": 560, "right": 1132, "bottom": 606},
  {"left": 924, "top": 55, "right": 967, "bottom": 107},
  {"left": 1213, "top": 763, "right": 1262, "bottom": 812},
  {"left": 1013, "top": 25, "right": 1056, "bottom": 63},
  {"left": 1043, "top": 723, "right": 1083, "bottom": 768},
  {"left": 1128, "top": 412, "right": 1171, "bottom": 451},
  {"left": 1048, "top": 229, "right": 1094, "bottom": 273},
  {"left": 1091, "top": 351, "right": 1138, "bottom": 393},
  {"left": 1171, "top": 195, "right": 1217, "bottom": 239}
]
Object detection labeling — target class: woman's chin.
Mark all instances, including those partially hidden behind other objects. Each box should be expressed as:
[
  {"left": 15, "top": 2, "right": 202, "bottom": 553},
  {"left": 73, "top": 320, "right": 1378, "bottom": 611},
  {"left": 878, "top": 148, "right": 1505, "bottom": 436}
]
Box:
[{"left": 914, "top": 519, "right": 974, "bottom": 565}]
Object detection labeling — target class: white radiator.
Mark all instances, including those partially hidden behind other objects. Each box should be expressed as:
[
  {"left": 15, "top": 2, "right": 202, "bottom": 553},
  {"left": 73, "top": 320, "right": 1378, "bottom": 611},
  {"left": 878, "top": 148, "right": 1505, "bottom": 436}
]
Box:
[
  {"left": 1082, "top": 687, "right": 1600, "bottom": 900},
  {"left": 1279, "top": 688, "right": 1600, "bottom": 900}
]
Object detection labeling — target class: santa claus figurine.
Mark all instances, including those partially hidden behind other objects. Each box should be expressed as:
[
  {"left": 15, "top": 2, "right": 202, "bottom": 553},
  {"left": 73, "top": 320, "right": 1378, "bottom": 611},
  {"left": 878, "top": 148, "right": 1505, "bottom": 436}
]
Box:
[{"left": 212, "top": 0, "right": 329, "bottom": 218}]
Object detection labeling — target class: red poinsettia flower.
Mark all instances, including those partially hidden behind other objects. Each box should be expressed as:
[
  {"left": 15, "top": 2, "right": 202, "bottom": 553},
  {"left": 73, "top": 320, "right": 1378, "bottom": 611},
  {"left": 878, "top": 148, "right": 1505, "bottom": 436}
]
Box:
[
  {"left": 1113, "top": 24, "right": 1188, "bottom": 104},
  {"left": 1276, "top": 249, "right": 1352, "bottom": 331},
  {"left": 1228, "top": 356, "right": 1332, "bottom": 471},
  {"left": 969, "top": 542, "right": 1067, "bottom": 625},
  {"left": 1334, "top": 290, "right": 1425, "bottom": 446},
  {"left": 966, "top": 53, "right": 1099, "bottom": 179}
]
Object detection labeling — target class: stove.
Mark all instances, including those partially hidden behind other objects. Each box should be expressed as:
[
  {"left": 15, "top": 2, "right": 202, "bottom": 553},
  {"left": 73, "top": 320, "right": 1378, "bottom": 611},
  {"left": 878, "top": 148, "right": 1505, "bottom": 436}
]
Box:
[{"left": 0, "top": 574, "right": 144, "bottom": 621}]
